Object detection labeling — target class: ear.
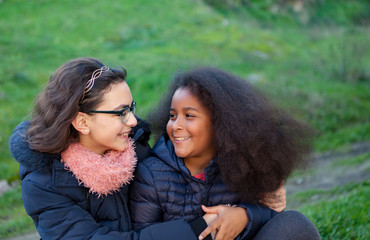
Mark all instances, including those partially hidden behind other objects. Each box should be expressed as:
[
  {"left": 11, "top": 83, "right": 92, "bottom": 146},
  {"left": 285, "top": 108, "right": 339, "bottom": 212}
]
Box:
[{"left": 72, "top": 112, "right": 90, "bottom": 135}]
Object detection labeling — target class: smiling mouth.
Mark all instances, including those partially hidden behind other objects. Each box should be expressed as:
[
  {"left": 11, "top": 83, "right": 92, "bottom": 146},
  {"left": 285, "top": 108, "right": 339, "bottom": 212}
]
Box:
[
  {"left": 174, "top": 137, "right": 190, "bottom": 141},
  {"left": 118, "top": 132, "right": 130, "bottom": 138}
]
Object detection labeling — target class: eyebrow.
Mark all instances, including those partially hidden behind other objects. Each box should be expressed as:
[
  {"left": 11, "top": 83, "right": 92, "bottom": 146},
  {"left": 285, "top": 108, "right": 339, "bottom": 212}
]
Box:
[
  {"left": 170, "top": 107, "right": 200, "bottom": 112},
  {"left": 113, "top": 101, "right": 133, "bottom": 111}
]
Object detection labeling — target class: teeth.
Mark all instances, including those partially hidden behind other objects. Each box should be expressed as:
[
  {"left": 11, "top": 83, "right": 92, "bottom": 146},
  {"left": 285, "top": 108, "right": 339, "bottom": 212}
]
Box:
[{"left": 175, "top": 137, "right": 188, "bottom": 141}]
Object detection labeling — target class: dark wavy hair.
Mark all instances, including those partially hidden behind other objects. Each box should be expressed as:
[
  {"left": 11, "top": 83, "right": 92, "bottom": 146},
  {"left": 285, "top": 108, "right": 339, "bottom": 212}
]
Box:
[
  {"left": 27, "top": 57, "right": 127, "bottom": 154},
  {"left": 149, "top": 67, "right": 314, "bottom": 202}
]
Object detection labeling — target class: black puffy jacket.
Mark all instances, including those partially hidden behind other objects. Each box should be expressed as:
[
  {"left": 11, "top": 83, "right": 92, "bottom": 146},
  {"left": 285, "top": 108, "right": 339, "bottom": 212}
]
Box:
[
  {"left": 129, "top": 135, "right": 279, "bottom": 239},
  {"left": 9, "top": 121, "right": 203, "bottom": 240}
]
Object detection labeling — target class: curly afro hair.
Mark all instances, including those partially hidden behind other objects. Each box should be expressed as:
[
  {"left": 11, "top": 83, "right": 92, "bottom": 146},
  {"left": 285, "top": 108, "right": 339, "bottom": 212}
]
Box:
[{"left": 148, "top": 67, "right": 315, "bottom": 203}]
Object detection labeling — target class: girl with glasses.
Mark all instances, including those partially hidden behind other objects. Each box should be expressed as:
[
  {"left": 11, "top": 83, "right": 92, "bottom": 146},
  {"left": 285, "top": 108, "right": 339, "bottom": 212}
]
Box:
[{"left": 129, "top": 67, "right": 321, "bottom": 240}]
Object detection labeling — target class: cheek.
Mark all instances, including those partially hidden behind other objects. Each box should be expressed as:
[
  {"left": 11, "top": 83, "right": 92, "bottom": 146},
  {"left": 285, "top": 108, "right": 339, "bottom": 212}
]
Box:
[
  {"left": 100, "top": 121, "right": 119, "bottom": 132},
  {"left": 200, "top": 125, "right": 213, "bottom": 144},
  {"left": 98, "top": 121, "right": 122, "bottom": 138},
  {"left": 166, "top": 122, "right": 172, "bottom": 136}
]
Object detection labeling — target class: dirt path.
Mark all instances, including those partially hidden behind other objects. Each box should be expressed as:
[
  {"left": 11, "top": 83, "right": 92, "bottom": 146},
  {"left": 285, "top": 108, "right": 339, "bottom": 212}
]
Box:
[
  {"left": 286, "top": 141, "right": 370, "bottom": 208},
  {"left": 6, "top": 141, "right": 370, "bottom": 240}
]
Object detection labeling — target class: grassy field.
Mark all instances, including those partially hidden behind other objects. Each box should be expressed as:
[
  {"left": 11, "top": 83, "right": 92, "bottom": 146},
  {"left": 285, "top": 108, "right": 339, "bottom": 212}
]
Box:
[
  {"left": 0, "top": 0, "right": 369, "bottom": 238},
  {"left": 295, "top": 181, "right": 369, "bottom": 239}
]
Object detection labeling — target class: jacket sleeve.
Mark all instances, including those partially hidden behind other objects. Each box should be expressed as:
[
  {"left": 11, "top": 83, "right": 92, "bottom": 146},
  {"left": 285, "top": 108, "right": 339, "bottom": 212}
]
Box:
[
  {"left": 21, "top": 172, "right": 200, "bottom": 240},
  {"left": 236, "top": 203, "right": 280, "bottom": 240},
  {"left": 129, "top": 160, "right": 163, "bottom": 230}
]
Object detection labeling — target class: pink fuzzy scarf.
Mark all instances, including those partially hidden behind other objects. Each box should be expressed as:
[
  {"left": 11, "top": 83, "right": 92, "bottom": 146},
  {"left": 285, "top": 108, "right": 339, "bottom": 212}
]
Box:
[{"left": 61, "top": 140, "right": 137, "bottom": 197}]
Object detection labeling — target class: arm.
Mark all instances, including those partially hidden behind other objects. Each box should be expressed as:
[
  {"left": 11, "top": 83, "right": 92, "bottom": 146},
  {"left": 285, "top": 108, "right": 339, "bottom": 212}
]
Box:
[
  {"left": 21, "top": 176, "right": 140, "bottom": 240},
  {"left": 22, "top": 174, "right": 205, "bottom": 240},
  {"left": 200, "top": 203, "right": 279, "bottom": 240},
  {"left": 129, "top": 160, "right": 163, "bottom": 230}
]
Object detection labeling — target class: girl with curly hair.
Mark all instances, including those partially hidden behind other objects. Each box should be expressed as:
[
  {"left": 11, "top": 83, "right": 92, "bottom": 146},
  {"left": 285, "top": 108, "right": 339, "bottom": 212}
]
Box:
[{"left": 129, "top": 67, "right": 320, "bottom": 240}]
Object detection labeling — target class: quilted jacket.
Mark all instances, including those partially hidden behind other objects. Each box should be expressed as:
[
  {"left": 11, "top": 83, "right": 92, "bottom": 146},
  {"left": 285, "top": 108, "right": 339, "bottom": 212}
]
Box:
[
  {"left": 9, "top": 121, "right": 202, "bottom": 240},
  {"left": 129, "top": 135, "right": 279, "bottom": 239}
]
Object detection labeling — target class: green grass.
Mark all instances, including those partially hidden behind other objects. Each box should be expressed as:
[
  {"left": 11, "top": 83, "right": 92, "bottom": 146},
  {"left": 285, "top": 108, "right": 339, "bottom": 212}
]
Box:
[
  {"left": 0, "top": 185, "right": 34, "bottom": 238},
  {"left": 289, "top": 181, "right": 369, "bottom": 208},
  {"left": 0, "top": 0, "right": 369, "bottom": 238},
  {"left": 297, "top": 182, "right": 369, "bottom": 240}
]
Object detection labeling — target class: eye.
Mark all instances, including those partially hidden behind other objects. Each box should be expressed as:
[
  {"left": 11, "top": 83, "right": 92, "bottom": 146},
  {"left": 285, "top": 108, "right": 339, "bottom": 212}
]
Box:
[
  {"left": 121, "top": 109, "right": 129, "bottom": 118},
  {"left": 169, "top": 113, "right": 176, "bottom": 120},
  {"left": 186, "top": 113, "right": 195, "bottom": 118}
]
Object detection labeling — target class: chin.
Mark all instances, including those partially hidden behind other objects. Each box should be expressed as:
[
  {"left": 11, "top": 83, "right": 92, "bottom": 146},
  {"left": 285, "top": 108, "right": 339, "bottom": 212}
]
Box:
[
  {"left": 175, "top": 150, "right": 188, "bottom": 159},
  {"left": 112, "top": 143, "right": 127, "bottom": 152},
  {"left": 120, "top": 145, "right": 128, "bottom": 152}
]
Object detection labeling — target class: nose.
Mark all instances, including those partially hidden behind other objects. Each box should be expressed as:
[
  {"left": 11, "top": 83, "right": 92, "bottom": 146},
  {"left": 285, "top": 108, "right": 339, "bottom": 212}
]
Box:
[
  {"left": 125, "top": 112, "right": 137, "bottom": 127},
  {"left": 172, "top": 117, "right": 183, "bottom": 131}
]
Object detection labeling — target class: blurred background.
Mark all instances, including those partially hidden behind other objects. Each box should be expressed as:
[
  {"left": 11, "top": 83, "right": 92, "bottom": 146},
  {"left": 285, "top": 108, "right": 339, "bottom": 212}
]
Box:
[{"left": 0, "top": 0, "right": 369, "bottom": 239}]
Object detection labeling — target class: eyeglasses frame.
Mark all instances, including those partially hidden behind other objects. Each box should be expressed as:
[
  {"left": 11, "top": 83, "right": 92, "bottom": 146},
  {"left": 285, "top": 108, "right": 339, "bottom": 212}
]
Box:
[{"left": 88, "top": 101, "right": 136, "bottom": 124}]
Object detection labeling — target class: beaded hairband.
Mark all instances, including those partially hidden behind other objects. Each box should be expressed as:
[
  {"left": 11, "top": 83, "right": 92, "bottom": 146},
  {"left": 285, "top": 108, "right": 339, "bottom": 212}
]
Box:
[{"left": 84, "top": 66, "right": 109, "bottom": 93}]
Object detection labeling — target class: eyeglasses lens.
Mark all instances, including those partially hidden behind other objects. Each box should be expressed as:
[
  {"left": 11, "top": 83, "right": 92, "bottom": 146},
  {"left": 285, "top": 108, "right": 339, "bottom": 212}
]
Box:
[{"left": 121, "top": 104, "right": 136, "bottom": 124}]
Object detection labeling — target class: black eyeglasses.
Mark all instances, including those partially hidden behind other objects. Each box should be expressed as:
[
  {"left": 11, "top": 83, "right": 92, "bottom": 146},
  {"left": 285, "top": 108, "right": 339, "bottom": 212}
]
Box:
[{"left": 89, "top": 102, "right": 136, "bottom": 124}]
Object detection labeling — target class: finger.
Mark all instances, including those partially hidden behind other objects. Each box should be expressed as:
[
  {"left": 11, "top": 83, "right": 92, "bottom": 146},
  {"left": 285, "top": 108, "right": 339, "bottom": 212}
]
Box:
[
  {"left": 214, "top": 225, "right": 235, "bottom": 240},
  {"left": 199, "top": 218, "right": 222, "bottom": 240},
  {"left": 214, "top": 227, "right": 226, "bottom": 240},
  {"left": 201, "top": 205, "right": 223, "bottom": 214}
]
